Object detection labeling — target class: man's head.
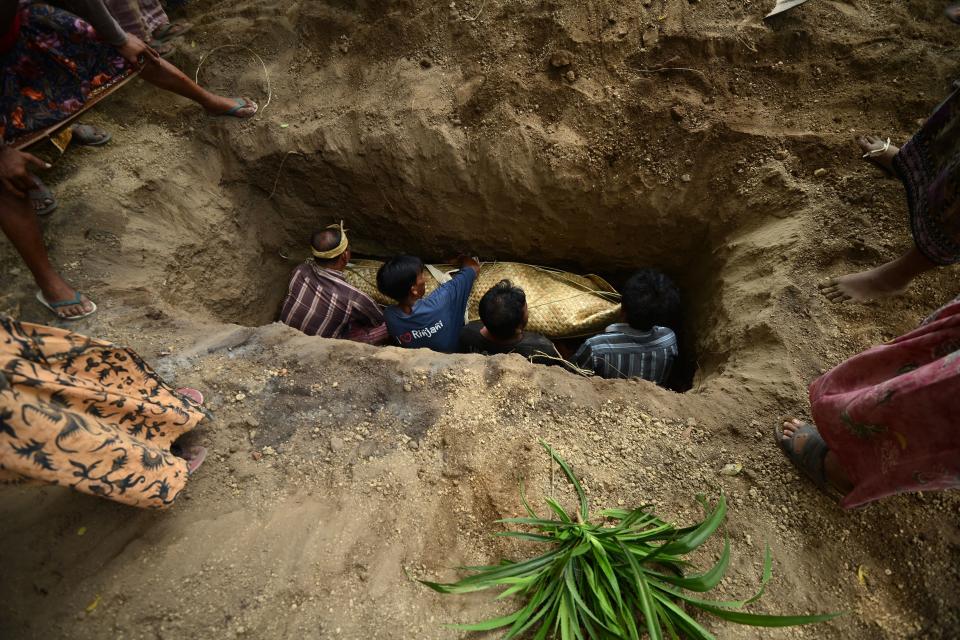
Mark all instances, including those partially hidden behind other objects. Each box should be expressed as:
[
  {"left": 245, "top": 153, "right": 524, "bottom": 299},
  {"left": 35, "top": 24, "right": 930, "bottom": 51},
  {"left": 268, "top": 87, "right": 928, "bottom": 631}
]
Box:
[
  {"left": 377, "top": 256, "right": 426, "bottom": 303},
  {"left": 479, "top": 279, "right": 528, "bottom": 341},
  {"left": 621, "top": 269, "right": 681, "bottom": 331},
  {"left": 311, "top": 224, "right": 351, "bottom": 270}
]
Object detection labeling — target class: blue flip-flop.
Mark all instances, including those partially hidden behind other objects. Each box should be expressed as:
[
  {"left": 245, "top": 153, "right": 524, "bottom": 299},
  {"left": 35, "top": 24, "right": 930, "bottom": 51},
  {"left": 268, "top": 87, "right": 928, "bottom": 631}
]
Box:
[
  {"left": 35, "top": 291, "right": 98, "bottom": 320},
  {"left": 213, "top": 98, "right": 258, "bottom": 118},
  {"left": 29, "top": 176, "right": 58, "bottom": 216}
]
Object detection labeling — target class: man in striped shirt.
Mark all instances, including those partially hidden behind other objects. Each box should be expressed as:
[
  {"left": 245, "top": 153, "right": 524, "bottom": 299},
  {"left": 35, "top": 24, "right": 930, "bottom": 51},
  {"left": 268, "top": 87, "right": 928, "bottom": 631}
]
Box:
[
  {"left": 280, "top": 222, "right": 388, "bottom": 344},
  {"left": 573, "top": 269, "right": 680, "bottom": 386}
]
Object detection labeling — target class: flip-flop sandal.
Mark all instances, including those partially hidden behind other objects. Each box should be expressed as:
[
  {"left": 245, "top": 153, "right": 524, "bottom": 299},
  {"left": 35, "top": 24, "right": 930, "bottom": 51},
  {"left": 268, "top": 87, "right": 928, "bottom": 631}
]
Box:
[
  {"left": 29, "top": 176, "right": 57, "bottom": 216},
  {"left": 71, "top": 123, "right": 112, "bottom": 146},
  {"left": 176, "top": 387, "right": 204, "bottom": 405},
  {"left": 859, "top": 136, "right": 898, "bottom": 175},
  {"left": 175, "top": 444, "right": 207, "bottom": 475},
  {"left": 151, "top": 21, "right": 192, "bottom": 42},
  {"left": 35, "top": 290, "right": 97, "bottom": 321},
  {"left": 774, "top": 420, "right": 831, "bottom": 492},
  {"left": 146, "top": 40, "right": 177, "bottom": 57},
  {"left": 213, "top": 98, "right": 258, "bottom": 119}
]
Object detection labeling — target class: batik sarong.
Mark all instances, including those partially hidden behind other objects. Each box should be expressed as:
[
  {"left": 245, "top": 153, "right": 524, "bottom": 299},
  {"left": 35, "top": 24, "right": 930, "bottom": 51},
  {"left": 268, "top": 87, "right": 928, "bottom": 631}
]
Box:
[
  {"left": 0, "top": 317, "right": 207, "bottom": 509},
  {"left": 809, "top": 297, "right": 960, "bottom": 508},
  {"left": 0, "top": 1, "right": 135, "bottom": 149},
  {"left": 894, "top": 87, "right": 960, "bottom": 265},
  {"left": 103, "top": 0, "right": 168, "bottom": 41}
]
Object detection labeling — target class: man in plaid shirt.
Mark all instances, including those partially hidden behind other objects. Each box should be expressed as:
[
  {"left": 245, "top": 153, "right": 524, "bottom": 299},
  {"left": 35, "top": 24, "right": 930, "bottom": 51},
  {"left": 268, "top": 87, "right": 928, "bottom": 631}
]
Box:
[{"left": 280, "top": 222, "right": 388, "bottom": 344}]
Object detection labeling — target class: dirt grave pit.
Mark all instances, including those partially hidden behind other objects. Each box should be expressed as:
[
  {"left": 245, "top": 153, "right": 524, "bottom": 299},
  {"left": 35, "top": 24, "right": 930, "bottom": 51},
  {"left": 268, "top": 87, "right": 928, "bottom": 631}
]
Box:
[{"left": 2, "top": 0, "right": 960, "bottom": 638}]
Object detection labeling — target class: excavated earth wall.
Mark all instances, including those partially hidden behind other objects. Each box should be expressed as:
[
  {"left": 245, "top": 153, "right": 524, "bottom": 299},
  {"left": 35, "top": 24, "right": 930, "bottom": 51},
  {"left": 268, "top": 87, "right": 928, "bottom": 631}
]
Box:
[{"left": 1, "top": 0, "right": 959, "bottom": 638}]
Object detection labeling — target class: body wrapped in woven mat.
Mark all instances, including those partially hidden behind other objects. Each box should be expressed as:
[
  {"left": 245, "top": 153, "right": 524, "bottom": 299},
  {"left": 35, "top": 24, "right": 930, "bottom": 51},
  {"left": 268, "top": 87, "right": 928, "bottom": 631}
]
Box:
[{"left": 344, "top": 260, "right": 622, "bottom": 338}]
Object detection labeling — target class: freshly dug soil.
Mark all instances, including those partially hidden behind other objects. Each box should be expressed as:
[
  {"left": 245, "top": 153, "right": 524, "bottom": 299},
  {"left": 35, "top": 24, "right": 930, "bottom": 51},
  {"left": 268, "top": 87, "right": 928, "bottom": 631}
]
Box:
[{"left": 1, "top": 0, "right": 959, "bottom": 638}]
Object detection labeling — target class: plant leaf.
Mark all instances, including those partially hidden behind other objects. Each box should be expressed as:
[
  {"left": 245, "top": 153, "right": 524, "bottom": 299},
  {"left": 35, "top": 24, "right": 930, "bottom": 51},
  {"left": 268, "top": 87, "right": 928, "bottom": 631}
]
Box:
[
  {"left": 505, "top": 579, "right": 562, "bottom": 639},
  {"left": 659, "top": 495, "right": 727, "bottom": 555},
  {"left": 541, "top": 441, "right": 589, "bottom": 522},
  {"left": 697, "top": 604, "right": 844, "bottom": 627},
  {"left": 495, "top": 531, "right": 558, "bottom": 543},
  {"left": 647, "top": 536, "right": 730, "bottom": 592},
  {"left": 587, "top": 534, "right": 622, "bottom": 605},
  {"left": 652, "top": 591, "right": 717, "bottom": 640},
  {"left": 563, "top": 560, "right": 604, "bottom": 627},
  {"left": 545, "top": 497, "right": 574, "bottom": 524},
  {"left": 447, "top": 609, "right": 524, "bottom": 631},
  {"left": 618, "top": 539, "right": 663, "bottom": 640},
  {"left": 519, "top": 479, "right": 539, "bottom": 518},
  {"left": 743, "top": 544, "right": 773, "bottom": 606}
]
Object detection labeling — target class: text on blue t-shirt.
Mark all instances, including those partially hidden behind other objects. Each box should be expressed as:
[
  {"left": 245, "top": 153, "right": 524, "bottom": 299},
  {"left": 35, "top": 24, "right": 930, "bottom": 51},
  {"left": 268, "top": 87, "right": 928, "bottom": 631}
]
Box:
[{"left": 383, "top": 268, "right": 477, "bottom": 353}]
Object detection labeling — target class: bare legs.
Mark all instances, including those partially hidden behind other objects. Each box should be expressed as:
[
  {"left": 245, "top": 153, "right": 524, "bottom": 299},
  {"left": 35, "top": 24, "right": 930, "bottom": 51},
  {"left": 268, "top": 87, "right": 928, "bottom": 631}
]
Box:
[
  {"left": 820, "top": 134, "right": 939, "bottom": 303},
  {"left": 138, "top": 57, "right": 258, "bottom": 117},
  {"left": 0, "top": 190, "right": 93, "bottom": 318},
  {"left": 819, "top": 245, "right": 938, "bottom": 303}
]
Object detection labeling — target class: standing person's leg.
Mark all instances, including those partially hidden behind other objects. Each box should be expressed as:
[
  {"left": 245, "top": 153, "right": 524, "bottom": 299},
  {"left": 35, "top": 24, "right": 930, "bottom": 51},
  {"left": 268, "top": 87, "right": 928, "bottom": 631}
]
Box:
[
  {"left": 818, "top": 245, "right": 937, "bottom": 303},
  {"left": 775, "top": 419, "right": 853, "bottom": 494},
  {"left": 0, "top": 191, "right": 95, "bottom": 319},
  {"left": 821, "top": 88, "right": 960, "bottom": 304},
  {"left": 776, "top": 298, "right": 960, "bottom": 508},
  {"left": 138, "top": 56, "right": 258, "bottom": 118}
]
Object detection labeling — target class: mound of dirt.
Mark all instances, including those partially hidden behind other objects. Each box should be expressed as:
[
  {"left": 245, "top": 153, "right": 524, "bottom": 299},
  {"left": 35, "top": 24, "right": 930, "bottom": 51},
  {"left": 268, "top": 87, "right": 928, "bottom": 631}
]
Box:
[{"left": 2, "top": 0, "right": 959, "bottom": 638}]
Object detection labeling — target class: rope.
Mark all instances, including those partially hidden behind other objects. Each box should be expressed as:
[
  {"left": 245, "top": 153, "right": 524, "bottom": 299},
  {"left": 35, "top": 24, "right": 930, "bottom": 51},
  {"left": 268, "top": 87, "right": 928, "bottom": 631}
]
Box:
[
  {"left": 194, "top": 45, "right": 272, "bottom": 115},
  {"left": 267, "top": 151, "right": 301, "bottom": 199}
]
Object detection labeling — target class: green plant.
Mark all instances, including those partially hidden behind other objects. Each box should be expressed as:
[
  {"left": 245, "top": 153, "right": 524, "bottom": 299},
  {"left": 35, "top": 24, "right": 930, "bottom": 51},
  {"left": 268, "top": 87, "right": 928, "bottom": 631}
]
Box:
[{"left": 422, "top": 442, "right": 841, "bottom": 639}]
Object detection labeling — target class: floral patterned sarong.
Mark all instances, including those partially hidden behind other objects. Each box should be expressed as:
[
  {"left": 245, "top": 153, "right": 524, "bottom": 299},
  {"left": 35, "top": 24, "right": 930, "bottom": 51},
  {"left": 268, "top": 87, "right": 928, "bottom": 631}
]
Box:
[
  {"left": 809, "top": 298, "right": 960, "bottom": 508},
  {"left": 0, "top": 317, "right": 207, "bottom": 509},
  {"left": 894, "top": 87, "right": 960, "bottom": 265},
  {"left": 0, "top": 1, "right": 136, "bottom": 149}
]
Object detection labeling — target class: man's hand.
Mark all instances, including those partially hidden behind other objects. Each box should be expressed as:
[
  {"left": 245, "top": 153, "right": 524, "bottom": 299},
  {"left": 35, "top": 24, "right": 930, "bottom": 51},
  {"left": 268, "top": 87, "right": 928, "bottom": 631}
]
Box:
[
  {"left": 0, "top": 146, "right": 49, "bottom": 198},
  {"left": 116, "top": 33, "right": 159, "bottom": 65},
  {"left": 455, "top": 254, "right": 481, "bottom": 273}
]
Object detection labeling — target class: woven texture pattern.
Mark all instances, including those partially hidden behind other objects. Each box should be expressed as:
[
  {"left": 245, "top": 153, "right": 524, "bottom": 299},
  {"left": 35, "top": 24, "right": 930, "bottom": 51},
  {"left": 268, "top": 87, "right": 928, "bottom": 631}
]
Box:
[{"left": 344, "top": 260, "right": 622, "bottom": 338}]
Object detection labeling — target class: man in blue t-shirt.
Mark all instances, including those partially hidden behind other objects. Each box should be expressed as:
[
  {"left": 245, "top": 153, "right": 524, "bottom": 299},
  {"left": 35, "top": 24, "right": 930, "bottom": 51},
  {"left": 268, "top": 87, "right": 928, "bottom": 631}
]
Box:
[{"left": 377, "top": 255, "right": 480, "bottom": 353}]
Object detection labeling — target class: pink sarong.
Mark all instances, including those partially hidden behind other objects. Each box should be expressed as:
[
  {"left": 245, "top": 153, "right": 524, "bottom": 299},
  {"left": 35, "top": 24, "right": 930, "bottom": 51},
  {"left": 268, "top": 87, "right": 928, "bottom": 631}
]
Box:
[{"left": 810, "top": 298, "right": 960, "bottom": 508}]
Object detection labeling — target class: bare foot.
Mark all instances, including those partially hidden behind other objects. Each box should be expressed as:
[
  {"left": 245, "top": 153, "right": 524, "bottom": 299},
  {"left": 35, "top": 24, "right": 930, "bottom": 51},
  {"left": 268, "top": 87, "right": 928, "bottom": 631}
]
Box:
[
  {"left": 819, "top": 247, "right": 935, "bottom": 304},
  {"left": 38, "top": 277, "right": 96, "bottom": 319},
  {"left": 819, "top": 266, "right": 909, "bottom": 303},
  {"left": 856, "top": 134, "right": 899, "bottom": 174},
  {"left": 204, "top": 96, "right": 258, "bottom": 119}
]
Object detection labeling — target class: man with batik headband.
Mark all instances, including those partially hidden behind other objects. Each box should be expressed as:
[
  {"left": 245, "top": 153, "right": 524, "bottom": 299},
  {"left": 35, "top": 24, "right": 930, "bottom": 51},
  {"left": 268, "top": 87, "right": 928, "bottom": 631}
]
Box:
[{"left": 280, "top": 222, "right": 389, "bottom": 344}]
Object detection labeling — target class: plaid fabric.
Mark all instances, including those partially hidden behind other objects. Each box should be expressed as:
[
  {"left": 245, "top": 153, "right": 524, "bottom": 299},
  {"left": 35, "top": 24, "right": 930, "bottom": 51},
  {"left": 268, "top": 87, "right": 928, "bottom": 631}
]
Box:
[
  {"left": 280, "top": 262, "right": 386, "bottom": 342},
  {"left": 345, "top": 322, "right": 389, "bottom": 345},
  {"left": 103, "top": 0, "right": 167, "bottom": 40},
  {"left": 573, "top": 323, "right": 677, "bottom": 384}
]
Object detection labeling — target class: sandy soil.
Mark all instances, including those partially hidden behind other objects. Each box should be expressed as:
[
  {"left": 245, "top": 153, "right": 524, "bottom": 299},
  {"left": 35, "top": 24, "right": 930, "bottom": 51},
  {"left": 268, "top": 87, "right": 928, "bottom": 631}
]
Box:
[{"left": 1, "top": 0, "right": 959, "bottom": 638}]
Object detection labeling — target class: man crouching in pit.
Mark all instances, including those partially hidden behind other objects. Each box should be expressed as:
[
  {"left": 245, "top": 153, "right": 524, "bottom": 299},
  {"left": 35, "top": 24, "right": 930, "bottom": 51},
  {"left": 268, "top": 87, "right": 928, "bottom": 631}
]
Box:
[
  {"left": 377, "top": 255, "right": 480, "bottom": 352},
  {"left": 280, "top": 221, "right": 389, "bottom": 344}
]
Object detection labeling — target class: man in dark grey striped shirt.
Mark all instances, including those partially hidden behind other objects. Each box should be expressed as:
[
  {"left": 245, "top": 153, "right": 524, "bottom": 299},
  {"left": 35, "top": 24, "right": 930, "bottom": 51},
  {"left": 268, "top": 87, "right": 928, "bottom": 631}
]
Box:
[{"left": 573, "top": 269, "right": 680, "bottom": 386}]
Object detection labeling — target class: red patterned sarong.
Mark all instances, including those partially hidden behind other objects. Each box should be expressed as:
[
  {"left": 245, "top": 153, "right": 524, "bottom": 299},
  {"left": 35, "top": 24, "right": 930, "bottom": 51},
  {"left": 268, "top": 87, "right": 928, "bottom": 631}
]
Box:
[{"left": 809, "top": 298, "right": 960, "bottom": 508}]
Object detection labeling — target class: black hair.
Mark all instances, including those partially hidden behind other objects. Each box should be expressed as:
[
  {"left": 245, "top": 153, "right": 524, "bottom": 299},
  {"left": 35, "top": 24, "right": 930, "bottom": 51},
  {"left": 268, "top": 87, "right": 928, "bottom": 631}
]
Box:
[
  {"left": 376, "top": 256, "right": 424, "bottom": 301},
  {"left": 621, "top": 269, "right": 681, "bottom": 331},
  {"left": 311, "top": 229, "right": 343, "bottom": 266},
  {"left": 479, "top": 279, "right": 527, "bottom": 340}
]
